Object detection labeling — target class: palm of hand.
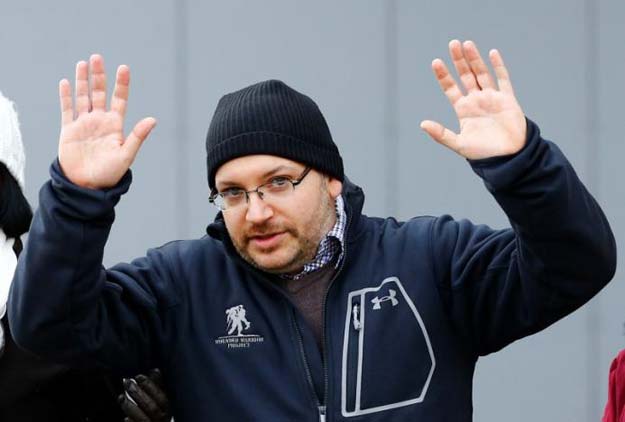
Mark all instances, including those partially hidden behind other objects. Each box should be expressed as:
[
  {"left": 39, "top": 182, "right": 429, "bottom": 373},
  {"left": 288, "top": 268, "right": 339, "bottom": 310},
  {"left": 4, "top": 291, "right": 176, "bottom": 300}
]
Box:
[
  {"left": 421, "top": 40, "right": 527, "bottom": 160},
  {"left": 453, "top": 90, "right": 525, "bottom": 160},
  {"left": 59, "top": 111, "right": 127, "bottom": 189}
]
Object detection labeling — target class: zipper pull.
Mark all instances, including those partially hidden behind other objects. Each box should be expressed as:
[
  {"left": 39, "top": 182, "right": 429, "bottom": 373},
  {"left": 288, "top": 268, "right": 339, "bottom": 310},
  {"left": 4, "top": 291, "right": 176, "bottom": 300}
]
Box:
[
  {"left": 352, "top": 303, "right": 362, "bottom": 330},
  {"left": 318, "top": 405, "right": 326, "bottom": 422}
]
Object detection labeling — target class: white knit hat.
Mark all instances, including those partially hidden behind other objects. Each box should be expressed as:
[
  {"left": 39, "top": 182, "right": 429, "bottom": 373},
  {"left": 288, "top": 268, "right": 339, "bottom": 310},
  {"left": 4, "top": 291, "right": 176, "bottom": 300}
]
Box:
[{"left": 0, "top": 91, "right": 25, "bottom": 190}]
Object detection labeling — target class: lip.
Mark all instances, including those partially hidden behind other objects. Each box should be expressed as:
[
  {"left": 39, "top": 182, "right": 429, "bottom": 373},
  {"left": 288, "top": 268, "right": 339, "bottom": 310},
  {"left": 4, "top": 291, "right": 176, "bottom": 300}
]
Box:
[{"left": 249, "top": 232, "right": 285, "bottom": 249}]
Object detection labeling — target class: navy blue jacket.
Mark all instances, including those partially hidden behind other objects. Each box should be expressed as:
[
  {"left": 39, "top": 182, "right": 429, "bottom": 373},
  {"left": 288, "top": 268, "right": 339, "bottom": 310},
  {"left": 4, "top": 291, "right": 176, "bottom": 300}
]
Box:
[{"left": 8, "top": 120, "right": 616, "bottom": 421}]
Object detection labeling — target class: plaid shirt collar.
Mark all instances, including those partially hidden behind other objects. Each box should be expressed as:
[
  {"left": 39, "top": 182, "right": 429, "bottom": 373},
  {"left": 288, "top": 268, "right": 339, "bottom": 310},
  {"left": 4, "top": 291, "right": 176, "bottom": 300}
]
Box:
[{"left": 281, "top": 195, "right": 346, "bottom": 280}]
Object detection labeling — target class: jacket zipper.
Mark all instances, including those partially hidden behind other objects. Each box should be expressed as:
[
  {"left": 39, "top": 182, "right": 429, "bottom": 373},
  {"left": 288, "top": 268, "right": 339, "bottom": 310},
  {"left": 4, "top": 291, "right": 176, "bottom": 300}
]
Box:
[
  {"left": 320, "top": 208, "right": 353, "bottom": 422},
  {"left": 290, "top": 201, "right": 353, "bottom": 422},
  {"left": 289, "top": 308, "right": 326, "bottom": 422}
]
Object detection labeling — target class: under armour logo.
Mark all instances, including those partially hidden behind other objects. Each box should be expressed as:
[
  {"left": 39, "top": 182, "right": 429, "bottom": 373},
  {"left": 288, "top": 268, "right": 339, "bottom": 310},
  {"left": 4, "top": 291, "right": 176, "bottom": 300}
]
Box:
[{"left": 371, "top": 289, "right": 399, "bottom": 310}]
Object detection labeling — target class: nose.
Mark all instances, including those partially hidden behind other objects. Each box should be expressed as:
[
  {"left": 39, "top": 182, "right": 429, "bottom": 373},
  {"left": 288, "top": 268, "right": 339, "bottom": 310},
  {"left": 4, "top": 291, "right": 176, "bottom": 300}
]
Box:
[{"left": 245, "top": 192, "right": 273, "bottom": 223}]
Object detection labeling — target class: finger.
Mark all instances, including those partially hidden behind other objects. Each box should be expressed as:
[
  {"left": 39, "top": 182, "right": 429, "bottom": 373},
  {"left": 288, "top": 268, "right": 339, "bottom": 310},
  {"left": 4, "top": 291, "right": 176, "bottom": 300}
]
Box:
[
  {"left": 111, "top": 64, "right": 130, "bottom": 116},
  {"left": 118, "top": 392, "right": 151, "bottom": 422},
  {"left": 123, "top": 117, "right": 157, "bottom": 161},
  {"left": 462, "top": 40, "right": 496, "bottom": 90},
  {"left": 75, "top": 60, "right": 90, "bottom": 116},
  {"left": 89, "top": 54, "right": 107, "bottom": 111},
  {"left": 449, "top": 39, "right": 479, "bottom": 93},
  {"left": 59, "top": 79, "right": 74, "bottom": 126},
  {"left": 489, "top": 49, "right": 515, "bottom": 95},
  {"left": 137, "top": 373, "right": 170, "bottom": 410},
  {"left": 431, "top": 59, "right": 463, "bottom": 106},
  {"left": 125, "top": 378, "right": 168, "bottom": 420},
  {"left": 420, "top": 120, "right": 459, "bottom": 151},
  {"left": 147, "top": 368, "right": 165, "bottom": 389}
]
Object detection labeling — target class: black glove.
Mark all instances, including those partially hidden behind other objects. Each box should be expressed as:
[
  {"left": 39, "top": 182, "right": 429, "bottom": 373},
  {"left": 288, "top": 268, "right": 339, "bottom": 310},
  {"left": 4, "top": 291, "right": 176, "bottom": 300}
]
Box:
[{"left": 118, "top": 368, "right": 171, "bottom": 422}]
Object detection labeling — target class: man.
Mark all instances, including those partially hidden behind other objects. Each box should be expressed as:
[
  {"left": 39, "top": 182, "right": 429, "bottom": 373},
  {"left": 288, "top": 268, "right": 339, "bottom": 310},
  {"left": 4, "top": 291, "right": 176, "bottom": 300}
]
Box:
[{"left": 8, "top": 40, "right": 616, "bottom": 421}]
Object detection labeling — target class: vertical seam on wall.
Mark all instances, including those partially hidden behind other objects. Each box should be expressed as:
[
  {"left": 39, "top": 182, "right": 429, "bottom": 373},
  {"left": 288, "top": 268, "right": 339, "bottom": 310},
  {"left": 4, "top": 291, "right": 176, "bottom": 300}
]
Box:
[
  {"left": 584, "top": 0, "right": 600, "bottom": 419},
  {"left": 174, "top": 0, "right": 189, "bottom": 238},
  {"left": 384, "top": 0, "right": 399, "bottom": 217}
]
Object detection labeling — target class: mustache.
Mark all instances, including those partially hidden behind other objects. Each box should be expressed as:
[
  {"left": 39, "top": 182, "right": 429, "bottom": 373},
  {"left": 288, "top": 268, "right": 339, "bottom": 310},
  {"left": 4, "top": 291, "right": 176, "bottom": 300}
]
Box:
[{"left": 245, "top": 223, "right": 293, "bottom": 239}]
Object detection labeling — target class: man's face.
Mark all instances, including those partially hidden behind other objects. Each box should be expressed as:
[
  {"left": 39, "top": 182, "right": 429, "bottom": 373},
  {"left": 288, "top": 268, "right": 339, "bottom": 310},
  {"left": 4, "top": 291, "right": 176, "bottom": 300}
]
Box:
[{"left": 215, "top": 155, "right": 343, "bottom": 275}]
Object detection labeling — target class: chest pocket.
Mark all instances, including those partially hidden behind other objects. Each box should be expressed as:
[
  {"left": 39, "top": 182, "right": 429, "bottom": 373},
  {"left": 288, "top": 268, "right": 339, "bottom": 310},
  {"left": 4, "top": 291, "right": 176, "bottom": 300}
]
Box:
[{"left": 341, "top": 277, "right": 435, "bottom": 417}]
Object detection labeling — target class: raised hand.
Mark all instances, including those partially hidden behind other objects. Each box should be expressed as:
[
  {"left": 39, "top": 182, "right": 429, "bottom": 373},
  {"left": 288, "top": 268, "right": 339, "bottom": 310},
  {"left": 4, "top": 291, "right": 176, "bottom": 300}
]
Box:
[
  {"left": 58, "top": 54, "right": 156, "bottom": 189},
  {"left": 420, "top": 40, "right": 526, "bottom": 160}
]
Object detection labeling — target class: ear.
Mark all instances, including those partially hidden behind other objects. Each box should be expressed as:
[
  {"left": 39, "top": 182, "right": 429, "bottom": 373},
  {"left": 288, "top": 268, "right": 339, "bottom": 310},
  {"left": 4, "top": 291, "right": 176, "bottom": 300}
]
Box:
[{"left": 327, "top": 177, "right": 343, "bottom": 199}]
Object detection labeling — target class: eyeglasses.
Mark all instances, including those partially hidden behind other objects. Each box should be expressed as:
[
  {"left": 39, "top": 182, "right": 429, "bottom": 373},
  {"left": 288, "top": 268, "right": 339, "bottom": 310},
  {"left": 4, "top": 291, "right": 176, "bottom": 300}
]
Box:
[{"left": 209, "top": 167, "right": 312, "bottom": 211}]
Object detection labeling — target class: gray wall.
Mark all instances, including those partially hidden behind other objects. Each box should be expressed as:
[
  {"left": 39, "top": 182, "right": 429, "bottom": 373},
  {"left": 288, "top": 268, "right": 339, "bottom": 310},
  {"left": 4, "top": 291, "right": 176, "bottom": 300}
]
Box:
[{"left": 1, "top": 1, "right": 622, "bottom": 420}]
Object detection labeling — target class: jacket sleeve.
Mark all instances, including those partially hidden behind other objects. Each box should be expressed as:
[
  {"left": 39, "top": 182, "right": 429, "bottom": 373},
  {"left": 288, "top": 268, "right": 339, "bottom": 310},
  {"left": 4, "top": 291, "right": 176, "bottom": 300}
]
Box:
[
  {"left": 430, "top": 118, "right": 616, "bottom": 356},
  {"left": 7, "top": 160, "right": 181, "bottom": 374}
]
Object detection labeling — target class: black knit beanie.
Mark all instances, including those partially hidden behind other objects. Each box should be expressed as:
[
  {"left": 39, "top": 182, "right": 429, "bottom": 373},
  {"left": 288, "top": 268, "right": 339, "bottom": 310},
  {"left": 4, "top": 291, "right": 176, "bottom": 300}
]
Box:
[{"left": 206, "top": 80, "right": 344, "bottom": 190}]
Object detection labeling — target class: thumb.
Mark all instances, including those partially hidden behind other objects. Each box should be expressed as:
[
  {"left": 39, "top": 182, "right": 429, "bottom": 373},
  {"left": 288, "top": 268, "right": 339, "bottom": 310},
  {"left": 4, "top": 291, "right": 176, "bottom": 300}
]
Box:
[
  {"left": 123, "top": 117, "right": 157, "bottom": 161},
  {"left": 420, "top": 120, "right": 458, "bottom": 151}
]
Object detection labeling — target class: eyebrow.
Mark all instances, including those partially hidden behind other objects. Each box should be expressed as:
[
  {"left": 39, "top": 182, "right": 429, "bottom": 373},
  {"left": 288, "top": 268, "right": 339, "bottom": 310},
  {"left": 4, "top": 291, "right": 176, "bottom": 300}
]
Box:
[{"left": 217, "top": 164, "right": 302, "bottom": 189}]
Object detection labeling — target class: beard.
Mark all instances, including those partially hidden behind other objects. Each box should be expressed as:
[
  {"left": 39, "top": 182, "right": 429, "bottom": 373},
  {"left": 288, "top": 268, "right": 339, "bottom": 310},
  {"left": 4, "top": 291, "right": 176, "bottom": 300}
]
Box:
[
  {"left": 229, "top": 183, "right": 336, "bottom": 275},
  {"left": 236, "top": 225, "right": 316, "bottom": 274}
]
